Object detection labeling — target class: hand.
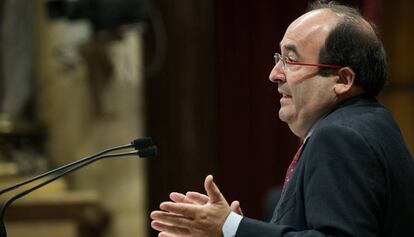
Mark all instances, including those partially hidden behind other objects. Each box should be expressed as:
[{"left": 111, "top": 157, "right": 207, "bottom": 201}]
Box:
[
  {"left": 230, "top": 200, "right": 243, "bottom": 216},
  {"left": 151, "top": 175, "right": 231, "bottom": 237},
  {"left": 169, "top": 191, "right": 209, "bottom": 205},
  {"left": 169, "top": 190, "right": 243, "bottom": 216}
]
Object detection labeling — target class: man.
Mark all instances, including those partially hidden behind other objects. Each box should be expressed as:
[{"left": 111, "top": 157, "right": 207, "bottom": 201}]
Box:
[{"left": 150, "top": 1, "right": 414, "bottom": 236}]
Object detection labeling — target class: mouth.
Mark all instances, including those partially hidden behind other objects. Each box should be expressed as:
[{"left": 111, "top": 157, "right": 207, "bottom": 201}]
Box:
[{"left": 278, "top": 89, "right": 292, "bottom": 98}]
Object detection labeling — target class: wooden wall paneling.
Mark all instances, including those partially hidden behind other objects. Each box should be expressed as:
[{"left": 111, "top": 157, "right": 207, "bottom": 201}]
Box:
[{"left": 144, "top": 1, "right": 217, "bottom": 236}]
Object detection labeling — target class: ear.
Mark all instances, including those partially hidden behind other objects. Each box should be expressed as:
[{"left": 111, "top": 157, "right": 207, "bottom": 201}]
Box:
[{"left": 334, "top": 67, "right": 356, "bottom": 96}]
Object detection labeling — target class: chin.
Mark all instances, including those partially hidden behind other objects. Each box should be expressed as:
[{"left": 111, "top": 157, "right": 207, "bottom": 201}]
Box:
[
  {"left": 278, "top": 110, "right": 290, "bottom": 123},
  {"left": 279, "top": 107, "right": 298, "bottom": 125}
]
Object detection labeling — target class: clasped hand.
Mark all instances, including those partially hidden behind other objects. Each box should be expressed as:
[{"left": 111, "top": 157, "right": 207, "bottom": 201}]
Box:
[{"left": 151, "top": 175, "right": 243, "bottom": 237}]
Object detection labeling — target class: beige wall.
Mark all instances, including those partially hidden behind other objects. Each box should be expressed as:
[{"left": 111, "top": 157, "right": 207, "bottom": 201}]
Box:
[
  {"left": 379, "top": 0, "right": 414, "bottom": 156},
  {"left": 33, "top": 1, "right": 148, "bottom": 236}
]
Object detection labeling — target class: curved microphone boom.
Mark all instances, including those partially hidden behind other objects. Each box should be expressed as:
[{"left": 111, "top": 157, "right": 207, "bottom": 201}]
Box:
[
  {"left": 0, "top": 137, "right": 153, "bottom": 195},
  {"left": 0, "top": 138, "right": 157, "bottom": 237}
]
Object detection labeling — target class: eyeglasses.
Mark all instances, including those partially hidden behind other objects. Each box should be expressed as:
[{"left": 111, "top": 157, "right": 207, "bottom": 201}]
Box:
[{"left": 274, "top": 53, "right": 342, "bottom": 71}]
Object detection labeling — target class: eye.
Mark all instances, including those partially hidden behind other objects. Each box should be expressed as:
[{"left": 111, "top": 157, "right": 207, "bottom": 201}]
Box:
[{"left": 286, "top": 56, "right": 297, "bottom": 63}]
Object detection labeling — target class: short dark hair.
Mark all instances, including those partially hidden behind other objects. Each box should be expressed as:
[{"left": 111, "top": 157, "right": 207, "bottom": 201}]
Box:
[{"left": 309, "top": 1, "right": 387, "bottom": 96}]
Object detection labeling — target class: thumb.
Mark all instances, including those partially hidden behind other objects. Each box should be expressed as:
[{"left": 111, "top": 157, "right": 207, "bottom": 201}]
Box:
[
  {"left": 204, "top": 175, "right": 224, "bottom": 203},
  {"left": 230, "top": 200, "right": 243, "bottom": 216}
]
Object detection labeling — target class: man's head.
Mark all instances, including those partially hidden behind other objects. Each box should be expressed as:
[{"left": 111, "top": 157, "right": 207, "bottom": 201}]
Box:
[
  {"left": 269, "top": 1, "right": 387, "bottom": 138},
  {"left": 311, "top": 2, "right": 387, "bottom": 97}
]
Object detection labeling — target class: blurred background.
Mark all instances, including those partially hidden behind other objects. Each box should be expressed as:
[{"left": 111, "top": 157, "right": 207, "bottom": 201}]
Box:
[{"left": 0, "top": 0, "right": 412, "bottom": 236}]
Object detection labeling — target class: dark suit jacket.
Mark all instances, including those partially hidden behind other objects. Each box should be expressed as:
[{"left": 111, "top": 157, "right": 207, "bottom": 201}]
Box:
[{"left": 236, "top": 95, "right": 414, "bottom": 236}]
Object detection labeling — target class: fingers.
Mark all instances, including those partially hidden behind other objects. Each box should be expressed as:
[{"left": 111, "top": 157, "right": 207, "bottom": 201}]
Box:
[
  {"left": 230, "top": 200, "right": 243, "bottom": 215},
  {"left": 151, "top": 220, "right": 190, "bottom": 236},
  {"left": 169, "top": 191, "right": 209, "bottom": 205},
  {"left": 151, "top": 210, "right": 192, "bottom": 228},
  {"left": 158, "top": 232, "right": 178, "bottom": 237},
  {"left": 170, "top": 192, "right": 191, "bottom": 203},
  {"left": 204, "top": 175, "right": 224, "bottom": 203},
  {"left": 151, "top": 177, "right": 230, "bottom": 237},
  {"left": 160, "top": 201, "right": 199, "bottom": 218},
  {"left": 186, "top": 191, "right": 209, "bottom": 205}
]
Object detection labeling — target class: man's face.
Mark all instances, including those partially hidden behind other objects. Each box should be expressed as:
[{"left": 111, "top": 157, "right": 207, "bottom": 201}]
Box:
[{"left": 269, "top": 10, "right": 339, "bottom": 138}]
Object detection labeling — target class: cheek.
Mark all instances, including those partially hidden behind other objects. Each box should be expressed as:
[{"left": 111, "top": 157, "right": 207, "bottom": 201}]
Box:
[
  {"left": 286, "top": 71, "right": 323, "bottom": 109},
  {"left": 291, "top": 84, "right": 311, "bottom": 107},
  {"left": 291, "top": 82, "right": 325, "bottom": 112},
  {"left": 305, "top": 82, "right": 336, "bottom": 111}
]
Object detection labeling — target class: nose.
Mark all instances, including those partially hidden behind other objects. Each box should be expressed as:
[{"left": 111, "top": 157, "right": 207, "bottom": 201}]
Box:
[{"left": 269, "top": 62, "right": 286, "bottom": 83}]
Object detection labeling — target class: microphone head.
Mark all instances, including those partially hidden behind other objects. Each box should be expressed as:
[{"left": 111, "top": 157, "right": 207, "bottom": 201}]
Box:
[
  {"left": 132, "top": 137, "right": 153, "bottom": 150},
  {"left": 138, "top": 146, "right": 158, "bottom": 157}
]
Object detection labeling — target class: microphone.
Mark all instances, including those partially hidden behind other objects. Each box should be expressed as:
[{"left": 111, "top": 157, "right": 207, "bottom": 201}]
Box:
[
  {"left": 0, "top": 137, "right": 153, "bottom": 195},
  {"left": 0, "top": 138, "right": 157, "bottom": 237}
]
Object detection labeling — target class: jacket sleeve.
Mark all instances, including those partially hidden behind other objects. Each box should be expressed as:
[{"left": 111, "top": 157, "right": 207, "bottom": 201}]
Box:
[{"left": 236, "top": 124, "right": 385, "bottom": 237}]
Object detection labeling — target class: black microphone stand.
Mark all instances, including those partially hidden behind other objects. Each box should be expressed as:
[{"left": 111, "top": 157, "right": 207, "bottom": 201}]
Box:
[
  {"left": 0, "top": 139, "right": 156, "bottom": 237},
  {"left": 0, "top": 138, "right": 153, "bottom": 196}
]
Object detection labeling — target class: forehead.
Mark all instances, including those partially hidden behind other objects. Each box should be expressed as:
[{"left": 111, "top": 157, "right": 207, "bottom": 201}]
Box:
[{"left": 280, "top": 9, "right": 338, "bottom": 58}]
